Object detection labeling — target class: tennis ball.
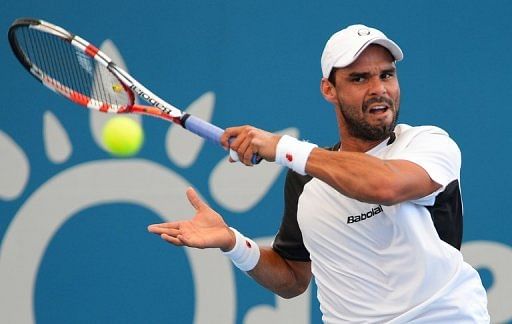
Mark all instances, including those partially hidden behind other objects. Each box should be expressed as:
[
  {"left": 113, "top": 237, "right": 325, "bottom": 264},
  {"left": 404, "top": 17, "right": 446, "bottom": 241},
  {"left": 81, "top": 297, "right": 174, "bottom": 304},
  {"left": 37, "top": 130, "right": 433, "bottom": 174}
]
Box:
[{"left": 102, "top": 116, "right": 144, "bottom": 157}]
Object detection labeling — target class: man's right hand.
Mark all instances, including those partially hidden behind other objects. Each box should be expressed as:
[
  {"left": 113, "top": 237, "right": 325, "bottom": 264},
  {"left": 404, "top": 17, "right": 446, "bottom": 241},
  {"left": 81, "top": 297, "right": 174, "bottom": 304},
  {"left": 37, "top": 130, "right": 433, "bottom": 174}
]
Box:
[{"left": 221, "top": 125, "right": 281, "bottom": 166}]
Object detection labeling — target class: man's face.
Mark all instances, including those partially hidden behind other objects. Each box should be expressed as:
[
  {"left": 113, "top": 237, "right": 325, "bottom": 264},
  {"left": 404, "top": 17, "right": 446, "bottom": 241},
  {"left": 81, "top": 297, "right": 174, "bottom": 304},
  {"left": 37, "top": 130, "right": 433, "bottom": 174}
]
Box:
[{"left": 332, "top": 45, "right": 401, "bottom": 141}]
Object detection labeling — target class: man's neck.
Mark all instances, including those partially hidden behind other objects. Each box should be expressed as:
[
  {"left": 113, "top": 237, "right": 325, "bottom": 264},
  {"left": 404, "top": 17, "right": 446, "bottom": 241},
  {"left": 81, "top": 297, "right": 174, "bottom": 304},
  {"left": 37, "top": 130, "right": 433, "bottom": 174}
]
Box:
[{"left": 339, "top": 136, "right": 388, "bottom": 153}]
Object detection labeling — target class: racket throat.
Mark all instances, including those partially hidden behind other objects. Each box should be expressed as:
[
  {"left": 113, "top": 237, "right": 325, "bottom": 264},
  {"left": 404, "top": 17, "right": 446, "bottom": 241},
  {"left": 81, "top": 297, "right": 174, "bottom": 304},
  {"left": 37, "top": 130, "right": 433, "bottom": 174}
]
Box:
[
  {"left": 129, "top": 84, "right": 169, "bottom": 112},
  {"left": 180, "top": 113, "right": 191, "bottom": 128}
]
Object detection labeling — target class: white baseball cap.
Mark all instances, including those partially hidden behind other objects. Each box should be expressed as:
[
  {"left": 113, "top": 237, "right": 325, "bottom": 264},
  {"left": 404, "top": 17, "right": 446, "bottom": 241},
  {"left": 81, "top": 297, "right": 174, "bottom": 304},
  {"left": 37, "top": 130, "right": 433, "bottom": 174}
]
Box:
[{"left": 321, "top": 24, "right": 403, "bottom": 78}]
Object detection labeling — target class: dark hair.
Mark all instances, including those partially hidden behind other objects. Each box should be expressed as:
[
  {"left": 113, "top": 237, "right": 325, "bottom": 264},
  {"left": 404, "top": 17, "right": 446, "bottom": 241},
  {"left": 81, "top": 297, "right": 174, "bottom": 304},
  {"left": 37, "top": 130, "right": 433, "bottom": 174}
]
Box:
[{"left": 328, "top": 68, "right": 338, "bottom": 86}]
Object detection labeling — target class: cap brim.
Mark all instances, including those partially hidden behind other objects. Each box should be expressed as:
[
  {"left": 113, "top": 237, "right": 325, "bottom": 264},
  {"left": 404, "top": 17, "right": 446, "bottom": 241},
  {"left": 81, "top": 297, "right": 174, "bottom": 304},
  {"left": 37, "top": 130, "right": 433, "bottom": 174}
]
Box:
[
  {"left": 370, "top": 38, "right": 403, "bottom": 61},
  {"left": 333, "top": 37, "right": 403, "bottom": 70}
]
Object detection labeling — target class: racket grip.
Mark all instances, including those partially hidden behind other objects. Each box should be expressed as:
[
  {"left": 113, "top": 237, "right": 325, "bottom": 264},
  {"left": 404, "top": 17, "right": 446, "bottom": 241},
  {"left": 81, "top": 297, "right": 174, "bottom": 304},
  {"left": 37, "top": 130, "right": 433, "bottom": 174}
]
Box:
[
  {"left": 182, "top": 114, "right": 262, "bottom": 164},
  {"left": 182, "top": 114, "right": 223, "bottom": 145}
]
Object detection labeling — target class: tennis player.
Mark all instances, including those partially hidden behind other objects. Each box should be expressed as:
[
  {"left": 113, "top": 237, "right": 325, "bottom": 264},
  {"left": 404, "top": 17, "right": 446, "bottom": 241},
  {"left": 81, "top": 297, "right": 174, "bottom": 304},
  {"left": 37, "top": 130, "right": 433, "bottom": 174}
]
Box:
[{"left": 149, "top": 24, "right": 490, "bottom": 323}]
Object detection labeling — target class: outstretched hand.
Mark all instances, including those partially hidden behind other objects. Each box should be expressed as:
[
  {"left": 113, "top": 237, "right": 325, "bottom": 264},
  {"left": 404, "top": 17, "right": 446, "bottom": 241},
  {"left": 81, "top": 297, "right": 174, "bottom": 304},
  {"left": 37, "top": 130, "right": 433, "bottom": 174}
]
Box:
[{"left": 147, "top": 188, "right": 235, "bottom": 251}]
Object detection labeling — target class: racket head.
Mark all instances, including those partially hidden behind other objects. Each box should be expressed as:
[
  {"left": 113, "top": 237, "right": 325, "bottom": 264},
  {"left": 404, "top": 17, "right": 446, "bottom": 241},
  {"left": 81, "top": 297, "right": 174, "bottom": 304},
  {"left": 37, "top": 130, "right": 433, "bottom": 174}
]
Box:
[{"left": 8, "top": 18, "right": 137, "bottom": 114}]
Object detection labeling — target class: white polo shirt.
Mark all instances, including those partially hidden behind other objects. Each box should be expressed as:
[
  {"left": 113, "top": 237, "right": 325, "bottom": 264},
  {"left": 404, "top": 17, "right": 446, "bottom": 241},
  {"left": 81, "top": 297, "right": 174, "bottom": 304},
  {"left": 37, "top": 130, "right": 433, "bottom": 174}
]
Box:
[{"left": 273, "top": 124, "right": 489, "bottom": 323}]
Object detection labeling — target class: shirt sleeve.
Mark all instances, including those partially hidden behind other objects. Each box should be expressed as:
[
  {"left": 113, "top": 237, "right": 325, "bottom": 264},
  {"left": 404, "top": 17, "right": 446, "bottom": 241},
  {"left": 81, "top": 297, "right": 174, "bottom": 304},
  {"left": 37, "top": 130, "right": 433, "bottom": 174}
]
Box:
[
  {"left": 272, "top": 170, "right": 312, "bottom": 261},
  {"left": 386, "top": 126, "right": 462, "bottom": 205}
]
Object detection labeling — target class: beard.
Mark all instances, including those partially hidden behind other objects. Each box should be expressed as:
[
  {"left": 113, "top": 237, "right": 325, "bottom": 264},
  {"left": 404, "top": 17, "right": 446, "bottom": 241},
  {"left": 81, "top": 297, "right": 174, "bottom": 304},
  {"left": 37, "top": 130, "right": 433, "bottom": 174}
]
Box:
[{"left": 338, "top": 96, "right": 399, "bottom": 141}]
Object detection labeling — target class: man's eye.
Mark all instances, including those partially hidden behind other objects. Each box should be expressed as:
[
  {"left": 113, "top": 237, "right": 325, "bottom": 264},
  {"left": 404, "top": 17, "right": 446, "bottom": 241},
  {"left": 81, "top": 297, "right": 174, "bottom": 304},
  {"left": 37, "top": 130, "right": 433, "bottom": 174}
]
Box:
[
  {"left": 351, "top": 77, "right": 365, "bottom": 83},
  {"left": 381, "top": 73, "right": 394, "bottom": 80}
]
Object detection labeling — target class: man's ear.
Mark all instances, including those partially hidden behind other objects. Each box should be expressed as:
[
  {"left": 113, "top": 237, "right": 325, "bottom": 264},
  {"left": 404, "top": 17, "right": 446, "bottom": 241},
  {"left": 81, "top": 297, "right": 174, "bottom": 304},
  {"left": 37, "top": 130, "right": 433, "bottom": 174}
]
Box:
[{"left": 320, "top": 78, "right": 337, "bottom": 104}]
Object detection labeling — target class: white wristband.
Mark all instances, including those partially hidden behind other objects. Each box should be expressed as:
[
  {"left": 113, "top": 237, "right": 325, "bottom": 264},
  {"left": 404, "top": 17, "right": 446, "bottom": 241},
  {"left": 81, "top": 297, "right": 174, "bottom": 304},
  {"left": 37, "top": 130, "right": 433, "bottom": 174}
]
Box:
[
  {"left": 275, "top": 135, "right": 317, "bottom": 175},
  {"left": 222, "top": 227, "right": 260, "bottom": 272}
]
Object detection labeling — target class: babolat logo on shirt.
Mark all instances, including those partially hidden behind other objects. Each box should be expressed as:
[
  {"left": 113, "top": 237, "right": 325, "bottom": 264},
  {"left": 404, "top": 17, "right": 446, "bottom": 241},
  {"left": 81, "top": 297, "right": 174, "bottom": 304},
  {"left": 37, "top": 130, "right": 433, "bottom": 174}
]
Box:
[{"left": 347, "top": 205, "right": 383, "bottom": 223}]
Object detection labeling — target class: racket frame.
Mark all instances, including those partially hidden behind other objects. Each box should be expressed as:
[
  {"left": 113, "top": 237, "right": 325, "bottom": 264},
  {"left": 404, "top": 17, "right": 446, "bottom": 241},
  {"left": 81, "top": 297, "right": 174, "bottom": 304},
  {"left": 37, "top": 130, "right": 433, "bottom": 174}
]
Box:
[{"left": 8, "top": 17, "right": 259, "bottom": 159}]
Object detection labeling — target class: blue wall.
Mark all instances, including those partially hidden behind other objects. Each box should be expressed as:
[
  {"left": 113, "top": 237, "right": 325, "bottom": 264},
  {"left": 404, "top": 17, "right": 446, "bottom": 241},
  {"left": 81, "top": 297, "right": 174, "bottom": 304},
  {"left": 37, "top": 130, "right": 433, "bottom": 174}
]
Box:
[{"left": 1, "top": 1, "right": 511, "bottom": 323}]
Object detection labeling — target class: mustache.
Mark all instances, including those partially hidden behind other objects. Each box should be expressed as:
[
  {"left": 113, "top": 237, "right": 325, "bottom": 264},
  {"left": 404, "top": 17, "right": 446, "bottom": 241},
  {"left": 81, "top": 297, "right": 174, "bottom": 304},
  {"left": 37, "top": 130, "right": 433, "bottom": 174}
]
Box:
[{"left": 363, "top": 96, "right": 394, "bottom": 112}]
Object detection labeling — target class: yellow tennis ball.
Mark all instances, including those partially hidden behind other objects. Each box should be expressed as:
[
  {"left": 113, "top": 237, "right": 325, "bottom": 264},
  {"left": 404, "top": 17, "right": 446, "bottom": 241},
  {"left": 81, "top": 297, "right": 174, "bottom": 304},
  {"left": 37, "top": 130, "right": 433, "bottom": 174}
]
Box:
[{"left": 102, "top": 116, "right": 144, "bottom": 157}]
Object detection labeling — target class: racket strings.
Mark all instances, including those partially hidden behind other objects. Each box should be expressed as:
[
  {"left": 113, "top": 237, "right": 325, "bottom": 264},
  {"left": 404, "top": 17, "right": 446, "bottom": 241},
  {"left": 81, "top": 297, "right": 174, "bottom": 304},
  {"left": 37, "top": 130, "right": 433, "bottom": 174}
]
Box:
[{"left": 14, "top": 26, "right": 131, "bottom": 111}]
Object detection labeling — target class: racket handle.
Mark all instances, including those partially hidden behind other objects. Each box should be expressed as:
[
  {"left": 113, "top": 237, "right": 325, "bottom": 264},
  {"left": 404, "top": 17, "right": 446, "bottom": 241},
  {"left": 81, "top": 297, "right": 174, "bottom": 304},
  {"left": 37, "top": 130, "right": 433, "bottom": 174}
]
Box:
[
  {"left": 182, "top": 114, "right": 261, "bottom": 164},
  {"left": 182, "top": 114, "right": 223, "bottom": 145}
]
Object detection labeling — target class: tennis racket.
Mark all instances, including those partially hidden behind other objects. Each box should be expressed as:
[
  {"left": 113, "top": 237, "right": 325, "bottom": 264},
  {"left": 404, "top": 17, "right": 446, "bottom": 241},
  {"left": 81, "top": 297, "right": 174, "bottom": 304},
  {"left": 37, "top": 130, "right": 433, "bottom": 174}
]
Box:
[{"left": 8, "top": 17, "right": 259, "bottom": 163}]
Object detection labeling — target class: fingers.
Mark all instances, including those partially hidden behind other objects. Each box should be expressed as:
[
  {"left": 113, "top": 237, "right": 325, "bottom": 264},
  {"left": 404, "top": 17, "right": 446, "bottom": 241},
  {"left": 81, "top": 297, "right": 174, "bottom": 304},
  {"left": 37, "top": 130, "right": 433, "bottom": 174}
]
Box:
[
  {"left": 220, "top": 126, "right": 245, "bottom": 149},
  {"left": 149, "top": 223, "right": 206, "bottom": 248},
  {"left": 148, "top": 223, "right": 198, "bottom": 246},
  {"left": 147, "top": 223, "right": 181, "bottom": 241},
  {"left": 223, "top": 126, "right": 259, "bottom": 165},
  {"left": 149, "top": 186, "right": 232, "bottom": 249},
  {"left": 222, "top": 125, "right": 281, "bottom": 165},
  {"left": 147, "top": 223, "right": 179, "bottom": 234},
  {"left": 147, "top": 220, "right": 179, "bottom": 231},
  {"left": 148, "top": 223, "right": 185, "bottom": 246},
  {"left": 236, "top": 137, "right": 254, "bottom": 165},
  {"left": 186, "top": 187, "right": 208, "bottom": 211},
  {"left": 161, "top": 233, "right": 185, "bottom": 246}
]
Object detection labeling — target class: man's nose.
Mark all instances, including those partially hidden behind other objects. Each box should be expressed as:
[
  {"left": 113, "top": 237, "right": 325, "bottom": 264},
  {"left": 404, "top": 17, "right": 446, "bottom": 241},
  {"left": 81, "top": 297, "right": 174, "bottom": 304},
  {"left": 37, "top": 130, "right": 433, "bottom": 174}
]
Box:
[{"left": 368, "top": 78, "right": 387, "bottom": 96}]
